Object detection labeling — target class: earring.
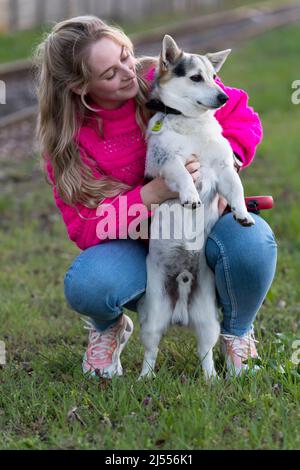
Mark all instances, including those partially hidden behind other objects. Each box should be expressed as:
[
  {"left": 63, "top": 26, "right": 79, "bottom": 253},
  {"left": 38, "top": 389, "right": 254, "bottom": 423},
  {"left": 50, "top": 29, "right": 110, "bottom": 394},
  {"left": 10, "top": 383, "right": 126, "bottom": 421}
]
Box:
[{"left": 80, "top": 93, "right": 98, "bottom": 112}]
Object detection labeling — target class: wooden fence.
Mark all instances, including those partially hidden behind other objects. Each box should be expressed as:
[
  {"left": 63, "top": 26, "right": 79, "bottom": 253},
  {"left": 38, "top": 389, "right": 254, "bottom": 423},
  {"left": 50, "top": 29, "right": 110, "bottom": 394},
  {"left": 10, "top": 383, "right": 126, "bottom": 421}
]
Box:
[{"left": 0, "top": 0, "right": 224, "bottom": 32}]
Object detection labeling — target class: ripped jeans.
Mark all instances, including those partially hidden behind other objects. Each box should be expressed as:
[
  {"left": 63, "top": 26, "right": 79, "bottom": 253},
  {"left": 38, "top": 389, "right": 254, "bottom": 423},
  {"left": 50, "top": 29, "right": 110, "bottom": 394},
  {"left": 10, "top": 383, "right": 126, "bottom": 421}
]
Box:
[{"left": 64, "top": 213, "right": 277, "bottom": 336}]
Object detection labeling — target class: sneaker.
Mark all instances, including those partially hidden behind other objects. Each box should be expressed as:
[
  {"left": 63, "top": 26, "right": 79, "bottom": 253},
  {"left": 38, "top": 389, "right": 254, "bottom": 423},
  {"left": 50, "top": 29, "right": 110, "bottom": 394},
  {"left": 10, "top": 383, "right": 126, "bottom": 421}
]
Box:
[
  {"left": 82, "top": 314, "right": 134, "bottom": 378},
  {"left": 220, "top": 329, "right": 261, "bottom": 377}
]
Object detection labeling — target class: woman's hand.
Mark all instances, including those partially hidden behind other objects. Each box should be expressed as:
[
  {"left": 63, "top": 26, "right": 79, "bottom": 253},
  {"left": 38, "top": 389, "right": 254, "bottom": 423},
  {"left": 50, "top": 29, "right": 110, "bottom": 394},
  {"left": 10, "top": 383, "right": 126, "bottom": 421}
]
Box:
[
  {"left": 185, "top": 154, "right": 200, "bottom": 183},
  {"left": 187, "top": 154, "right": 230, "bottom": 215}
]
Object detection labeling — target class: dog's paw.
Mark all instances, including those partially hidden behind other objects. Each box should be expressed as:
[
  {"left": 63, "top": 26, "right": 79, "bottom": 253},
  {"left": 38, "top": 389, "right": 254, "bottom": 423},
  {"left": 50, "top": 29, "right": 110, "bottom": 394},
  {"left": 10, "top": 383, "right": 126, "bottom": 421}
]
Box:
[
  {"left": 233, "top": 213, "right": 255, "bottom": 227},
  {"left": 180, "top": 189, "right": 202, "bottom": 209},
  {"left": 138, "top": 370, "right": 156, "bottom": 381},
  {"left": 182, "top": 201, "right": 202, "bottom": 210},
  {"left": 203, "top": 369, "right": 219, "bottom": 383}
]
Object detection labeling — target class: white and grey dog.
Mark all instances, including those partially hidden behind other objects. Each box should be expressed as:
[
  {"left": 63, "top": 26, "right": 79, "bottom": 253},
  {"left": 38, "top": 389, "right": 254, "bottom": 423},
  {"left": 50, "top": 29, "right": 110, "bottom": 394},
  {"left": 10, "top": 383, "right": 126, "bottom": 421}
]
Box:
[{"left": 137, "top": 35, "right": 254, "bottom": 380}]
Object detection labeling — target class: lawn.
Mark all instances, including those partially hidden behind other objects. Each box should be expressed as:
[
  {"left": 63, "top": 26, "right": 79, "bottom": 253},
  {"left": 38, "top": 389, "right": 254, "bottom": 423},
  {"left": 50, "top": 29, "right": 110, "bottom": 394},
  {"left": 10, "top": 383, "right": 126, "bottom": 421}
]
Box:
[{"left": 0, "top": 23, "right": 299, "bottom": 450}]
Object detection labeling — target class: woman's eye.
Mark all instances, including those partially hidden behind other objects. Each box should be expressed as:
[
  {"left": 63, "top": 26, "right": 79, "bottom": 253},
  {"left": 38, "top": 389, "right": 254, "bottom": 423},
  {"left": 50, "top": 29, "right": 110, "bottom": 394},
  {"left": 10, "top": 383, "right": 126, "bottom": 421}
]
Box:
[
  {"left": 190, "top": 74, "right": 203, "bottom": 82},
  {"left": 106, "top": 71, "right": 116, "bottom": 80},
  {"left": 106, "top": 54, "right": 129, "bottom": 80}
]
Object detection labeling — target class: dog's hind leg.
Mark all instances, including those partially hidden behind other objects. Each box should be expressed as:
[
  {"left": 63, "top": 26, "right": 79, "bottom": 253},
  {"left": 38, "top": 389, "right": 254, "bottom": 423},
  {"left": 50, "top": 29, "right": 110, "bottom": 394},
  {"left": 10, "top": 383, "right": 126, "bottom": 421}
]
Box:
[
  {"left": 139, "top": 321, "right": 164, "bottom": 379},
  {"left": 189, "top": 265, "right": 220, "bottom": 380},
  {"left": 137, "top": 258, "right": 172, "bottom": 380}
]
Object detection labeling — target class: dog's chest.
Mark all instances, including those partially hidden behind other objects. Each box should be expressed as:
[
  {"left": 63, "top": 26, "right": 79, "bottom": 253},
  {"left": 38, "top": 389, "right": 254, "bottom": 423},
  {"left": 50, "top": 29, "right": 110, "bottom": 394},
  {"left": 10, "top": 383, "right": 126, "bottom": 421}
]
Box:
[{"left": 147, "top": 113, "right": 227, "bottom": 162}]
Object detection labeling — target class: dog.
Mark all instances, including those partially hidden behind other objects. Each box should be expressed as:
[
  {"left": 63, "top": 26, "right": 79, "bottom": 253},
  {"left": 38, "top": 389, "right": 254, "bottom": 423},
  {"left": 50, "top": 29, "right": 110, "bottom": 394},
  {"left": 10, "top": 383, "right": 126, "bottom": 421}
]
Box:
[{"left": 137, "top": 35, "right": 254, "bottom": 380}]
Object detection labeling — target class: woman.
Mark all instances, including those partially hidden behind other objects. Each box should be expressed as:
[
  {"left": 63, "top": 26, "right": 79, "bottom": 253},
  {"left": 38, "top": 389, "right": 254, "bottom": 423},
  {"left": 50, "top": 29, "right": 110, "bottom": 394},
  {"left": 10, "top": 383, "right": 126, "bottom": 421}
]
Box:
[{"left": 34, "top": 15, "right": 277, "bottom": 378}]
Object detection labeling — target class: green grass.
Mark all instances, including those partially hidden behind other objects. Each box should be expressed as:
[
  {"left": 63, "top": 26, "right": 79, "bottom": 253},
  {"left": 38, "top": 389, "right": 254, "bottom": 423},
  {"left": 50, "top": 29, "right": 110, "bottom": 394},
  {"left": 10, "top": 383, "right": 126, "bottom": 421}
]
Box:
[
  {"left": 0, "top": 23, "right": 300, "bottom": 450},
  {"left": 0, "top": 27, "right": 45, "bottom": 64}
]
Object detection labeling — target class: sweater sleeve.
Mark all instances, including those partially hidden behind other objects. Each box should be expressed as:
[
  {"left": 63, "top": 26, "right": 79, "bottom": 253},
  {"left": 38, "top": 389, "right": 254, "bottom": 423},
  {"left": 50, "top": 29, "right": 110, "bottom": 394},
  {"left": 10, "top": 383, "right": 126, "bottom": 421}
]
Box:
[
  {"left": 214, "top": 77, "right": 263, "bottom": 169},
  {"left": 45, "top": 159, "right": 153, "bottom": 251}
]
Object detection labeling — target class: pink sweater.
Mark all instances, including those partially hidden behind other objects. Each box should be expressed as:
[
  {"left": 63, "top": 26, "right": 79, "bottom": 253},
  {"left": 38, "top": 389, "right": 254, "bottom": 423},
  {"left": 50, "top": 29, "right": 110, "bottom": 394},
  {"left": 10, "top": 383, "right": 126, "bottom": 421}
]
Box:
[{"left": 45, "top": 71, "right": 263, "bottom": 250}]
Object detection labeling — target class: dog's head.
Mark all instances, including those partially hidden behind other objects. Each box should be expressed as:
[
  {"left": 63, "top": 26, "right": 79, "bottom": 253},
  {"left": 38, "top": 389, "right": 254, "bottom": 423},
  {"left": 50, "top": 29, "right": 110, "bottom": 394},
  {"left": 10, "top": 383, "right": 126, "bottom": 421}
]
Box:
[{"left": 151, "top": 35, "right": 231, "bottom": 118}]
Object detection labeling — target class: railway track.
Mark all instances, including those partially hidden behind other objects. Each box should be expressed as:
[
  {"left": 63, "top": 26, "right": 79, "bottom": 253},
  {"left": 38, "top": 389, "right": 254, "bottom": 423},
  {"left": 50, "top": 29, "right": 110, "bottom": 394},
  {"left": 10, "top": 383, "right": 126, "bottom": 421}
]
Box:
[{"left": 0, "top": 1, "right": 299, "bottom": 159}]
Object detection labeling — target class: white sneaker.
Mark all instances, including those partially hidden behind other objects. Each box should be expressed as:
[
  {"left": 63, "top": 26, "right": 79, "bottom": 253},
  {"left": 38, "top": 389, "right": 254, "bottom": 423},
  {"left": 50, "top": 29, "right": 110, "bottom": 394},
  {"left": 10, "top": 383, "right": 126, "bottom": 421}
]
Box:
[{"left": 82, "top": 314, "right": 134, "bottom": 378}]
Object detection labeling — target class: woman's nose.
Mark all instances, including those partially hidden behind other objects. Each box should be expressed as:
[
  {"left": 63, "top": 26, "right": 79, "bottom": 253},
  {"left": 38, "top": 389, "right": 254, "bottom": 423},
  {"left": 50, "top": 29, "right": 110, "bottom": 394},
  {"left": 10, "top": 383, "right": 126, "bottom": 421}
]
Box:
[
  {"left": 120, "top": 62, "right": 135, "bottom": 78},
  {"left": 124, "top": 68, "right": 135, "bottom": 79}
]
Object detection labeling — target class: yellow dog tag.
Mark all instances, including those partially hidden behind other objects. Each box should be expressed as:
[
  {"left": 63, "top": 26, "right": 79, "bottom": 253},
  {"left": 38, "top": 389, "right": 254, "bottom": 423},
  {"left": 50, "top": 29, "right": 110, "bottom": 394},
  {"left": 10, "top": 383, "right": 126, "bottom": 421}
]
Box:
[{"left": 151, "top": 119, "right": 164, "bottom": 133}]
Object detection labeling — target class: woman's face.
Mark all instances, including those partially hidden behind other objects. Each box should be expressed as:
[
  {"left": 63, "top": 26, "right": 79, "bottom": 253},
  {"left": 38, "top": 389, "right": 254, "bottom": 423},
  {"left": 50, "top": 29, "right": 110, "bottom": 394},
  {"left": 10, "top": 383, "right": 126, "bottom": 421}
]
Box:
[{"left": 86, "top": 37, "right": 139, "bottom": 109}]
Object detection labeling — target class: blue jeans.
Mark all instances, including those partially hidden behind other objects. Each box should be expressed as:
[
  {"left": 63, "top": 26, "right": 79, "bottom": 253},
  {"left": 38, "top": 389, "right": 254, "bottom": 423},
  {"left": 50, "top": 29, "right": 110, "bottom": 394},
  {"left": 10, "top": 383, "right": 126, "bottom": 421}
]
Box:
[{"left": 64, "top": 213, "right": 277, "bottom": 336}]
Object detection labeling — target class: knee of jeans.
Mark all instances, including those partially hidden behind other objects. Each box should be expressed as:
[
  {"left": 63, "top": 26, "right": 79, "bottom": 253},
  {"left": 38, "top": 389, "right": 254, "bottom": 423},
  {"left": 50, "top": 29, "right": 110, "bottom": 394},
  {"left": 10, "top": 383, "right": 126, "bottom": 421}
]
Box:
[
  {"left": 252, "top": 213, "right": 277, "bottom": 243},
  {"left": 64, "top": 271, "right": 121, "bottom": 321},
  {"left": 230, "top": 237, "right": 277, "bottom": 293},
  {"left": 208, "top": 214, "right": 277, "bottom": 293},
  {"left": 248, "top": 214, "right": 278, "bottom": 263}
]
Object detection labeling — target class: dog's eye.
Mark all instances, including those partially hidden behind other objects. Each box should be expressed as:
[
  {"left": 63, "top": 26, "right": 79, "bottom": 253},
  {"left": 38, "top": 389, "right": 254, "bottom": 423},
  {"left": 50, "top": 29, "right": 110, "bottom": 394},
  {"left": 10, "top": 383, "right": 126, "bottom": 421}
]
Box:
[
  {"left": 213, "top": 73, "right": 217, "bottom": 79},
  {"left": 190, "top": 74, "right": 203, "bottom": 82}
]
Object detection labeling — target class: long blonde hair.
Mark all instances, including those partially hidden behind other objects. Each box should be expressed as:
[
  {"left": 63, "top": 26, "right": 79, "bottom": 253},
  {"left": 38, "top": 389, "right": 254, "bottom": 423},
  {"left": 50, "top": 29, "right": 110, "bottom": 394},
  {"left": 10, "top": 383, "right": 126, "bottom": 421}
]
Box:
[{"left": 33, "top": 15, "right": 157, "bottom": 209}]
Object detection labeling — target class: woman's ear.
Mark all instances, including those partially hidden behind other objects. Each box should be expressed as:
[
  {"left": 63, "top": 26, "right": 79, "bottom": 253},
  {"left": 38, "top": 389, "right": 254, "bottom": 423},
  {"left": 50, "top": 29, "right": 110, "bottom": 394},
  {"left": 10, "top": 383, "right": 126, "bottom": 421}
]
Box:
[{"left": 71, "top": 86, "right": 83, "bottom": 96}]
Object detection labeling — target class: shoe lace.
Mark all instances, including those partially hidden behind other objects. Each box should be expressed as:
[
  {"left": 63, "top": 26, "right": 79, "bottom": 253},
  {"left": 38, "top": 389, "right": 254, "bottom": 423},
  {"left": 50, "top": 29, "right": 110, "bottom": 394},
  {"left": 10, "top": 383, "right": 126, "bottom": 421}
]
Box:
[
  {"left": 82, "top": 319, "right": 119, "bottom": 363},
  {"left": 220, "top": 331, "right": 259, "bottom": 361}
]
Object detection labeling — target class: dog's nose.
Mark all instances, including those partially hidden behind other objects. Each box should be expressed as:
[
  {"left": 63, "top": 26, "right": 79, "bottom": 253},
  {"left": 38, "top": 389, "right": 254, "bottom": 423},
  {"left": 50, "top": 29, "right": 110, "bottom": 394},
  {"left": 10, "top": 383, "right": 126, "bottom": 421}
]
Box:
[{"left": 217, "top": 93, "right": 229, "bottom": 105}]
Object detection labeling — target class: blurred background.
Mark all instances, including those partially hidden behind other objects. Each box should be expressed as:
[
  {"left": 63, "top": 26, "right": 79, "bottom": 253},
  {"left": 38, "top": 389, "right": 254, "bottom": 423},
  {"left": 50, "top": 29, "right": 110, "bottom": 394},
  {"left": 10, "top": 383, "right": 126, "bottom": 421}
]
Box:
[
  {"left": 0, "top": 0, "right": 299, "bottom": 450},
  {"left": 0, "top": 0, "right": 289, "bottom": 31}
]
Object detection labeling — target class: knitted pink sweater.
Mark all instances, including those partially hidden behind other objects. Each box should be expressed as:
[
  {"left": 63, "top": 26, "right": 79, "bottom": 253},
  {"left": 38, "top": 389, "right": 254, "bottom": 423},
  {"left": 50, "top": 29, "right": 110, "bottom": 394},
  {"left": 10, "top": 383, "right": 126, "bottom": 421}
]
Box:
[{"left": 45, "top": 71, "right": 263, "bottom": 250}]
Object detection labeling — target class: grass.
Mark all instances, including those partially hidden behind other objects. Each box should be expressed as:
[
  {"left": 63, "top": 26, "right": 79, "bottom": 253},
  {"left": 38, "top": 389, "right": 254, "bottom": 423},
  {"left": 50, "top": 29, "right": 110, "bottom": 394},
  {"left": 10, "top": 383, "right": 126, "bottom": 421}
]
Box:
[
  {"left": 0, "top": 22, "right": 300, "bottom": 450},
  {"left": 0, "top": 27, "right": 45, "bottom": 64}
]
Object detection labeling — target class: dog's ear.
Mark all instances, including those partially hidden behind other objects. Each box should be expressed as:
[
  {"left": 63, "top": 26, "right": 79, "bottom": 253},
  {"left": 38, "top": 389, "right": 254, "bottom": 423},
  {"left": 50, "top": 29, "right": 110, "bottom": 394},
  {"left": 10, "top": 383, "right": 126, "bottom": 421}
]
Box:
[
  {"left": 161, "top": 35, "right": 182, "bottom": 70},
  {"left": 206, "top": 49, "right": 231, "bottom": 73}
]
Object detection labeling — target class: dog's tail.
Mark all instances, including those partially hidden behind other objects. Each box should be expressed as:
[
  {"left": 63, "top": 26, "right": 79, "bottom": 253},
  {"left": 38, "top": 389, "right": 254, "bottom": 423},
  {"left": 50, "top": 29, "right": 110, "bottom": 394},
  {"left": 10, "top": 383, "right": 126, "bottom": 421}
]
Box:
[{"left": 172, "top": 270, "right": 194, "bottom": 326}]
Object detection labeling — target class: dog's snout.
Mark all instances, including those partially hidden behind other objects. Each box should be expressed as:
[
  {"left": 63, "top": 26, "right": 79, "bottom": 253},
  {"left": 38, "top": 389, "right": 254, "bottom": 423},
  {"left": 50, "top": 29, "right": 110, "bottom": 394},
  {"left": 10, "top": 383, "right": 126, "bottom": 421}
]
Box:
[{"left": 217, "top": 93, "right": 229, "bottom": 105}]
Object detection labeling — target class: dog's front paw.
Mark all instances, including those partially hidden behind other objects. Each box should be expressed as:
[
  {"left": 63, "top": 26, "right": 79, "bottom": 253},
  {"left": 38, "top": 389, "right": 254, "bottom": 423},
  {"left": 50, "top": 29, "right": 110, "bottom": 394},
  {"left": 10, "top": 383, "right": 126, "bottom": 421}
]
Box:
[
  {"left": 233, "top": 212, "right": 255, "bottom": 227},
  {"left": 180, "top": 189, "right": 202, "bottom": 209}
]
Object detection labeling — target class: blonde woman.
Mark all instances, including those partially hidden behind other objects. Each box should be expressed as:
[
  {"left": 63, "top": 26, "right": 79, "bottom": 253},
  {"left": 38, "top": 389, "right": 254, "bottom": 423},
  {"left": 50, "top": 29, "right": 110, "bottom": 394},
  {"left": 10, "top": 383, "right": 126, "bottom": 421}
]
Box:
[{"left": 34, "top": 16, "right": 277, "bottom": 379}]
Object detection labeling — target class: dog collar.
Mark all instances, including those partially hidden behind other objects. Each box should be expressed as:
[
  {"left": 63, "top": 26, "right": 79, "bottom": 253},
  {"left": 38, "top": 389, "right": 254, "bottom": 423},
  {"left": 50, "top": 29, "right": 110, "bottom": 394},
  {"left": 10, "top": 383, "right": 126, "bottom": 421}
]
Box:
[{"left": 145, "top": 99, "right": 182, "bottom": 115}]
